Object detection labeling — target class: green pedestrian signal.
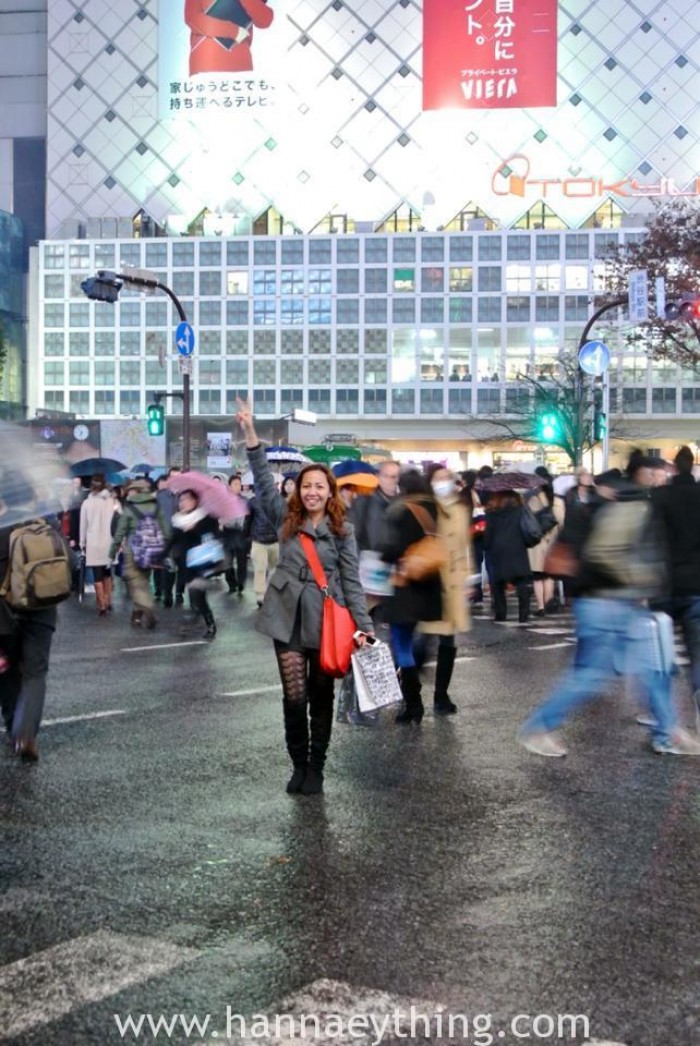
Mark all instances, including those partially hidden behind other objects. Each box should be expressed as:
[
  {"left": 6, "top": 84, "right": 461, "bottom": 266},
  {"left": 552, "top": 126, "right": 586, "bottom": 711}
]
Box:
[
  {"left": 147, "top": 403, "right": 165, "bottom": 436},
  {"left": 537, "top": 411, "right": 560, "bottom": 443},
  {"left": 594, "top": 409, "right": 607, "bottom": 441}
]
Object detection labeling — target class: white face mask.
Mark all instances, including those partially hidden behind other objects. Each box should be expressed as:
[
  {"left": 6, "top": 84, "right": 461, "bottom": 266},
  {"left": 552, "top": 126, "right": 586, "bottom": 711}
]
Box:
[{"left": 432, "top": 479, "right": 456, "bottom": 500}]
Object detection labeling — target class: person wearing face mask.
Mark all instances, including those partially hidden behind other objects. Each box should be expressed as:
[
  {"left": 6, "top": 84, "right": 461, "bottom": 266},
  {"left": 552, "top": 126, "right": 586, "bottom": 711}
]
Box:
[
  {"left": 236, "top": 396, "right": 373, "bottom": 796},
  {"left": 413, "top": 466, "right": 472, "bottom": 714}
]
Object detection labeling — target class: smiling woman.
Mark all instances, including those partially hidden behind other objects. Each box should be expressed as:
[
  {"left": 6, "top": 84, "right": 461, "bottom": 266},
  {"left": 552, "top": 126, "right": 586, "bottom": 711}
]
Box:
[{"left": 235, "top": 396, "right": 373, "bottom": 797}]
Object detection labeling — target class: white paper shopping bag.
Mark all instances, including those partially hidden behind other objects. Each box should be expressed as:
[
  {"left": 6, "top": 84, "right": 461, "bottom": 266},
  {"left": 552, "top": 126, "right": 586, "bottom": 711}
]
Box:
[{"left": 352, "top": 641, "right": 403, "bottom": 713}]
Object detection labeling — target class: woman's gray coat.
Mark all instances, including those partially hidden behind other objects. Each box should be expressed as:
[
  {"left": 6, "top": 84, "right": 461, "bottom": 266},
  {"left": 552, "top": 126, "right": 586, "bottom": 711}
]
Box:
[{"left": 247, "top": 444, "right": 373, "bottom": 647}]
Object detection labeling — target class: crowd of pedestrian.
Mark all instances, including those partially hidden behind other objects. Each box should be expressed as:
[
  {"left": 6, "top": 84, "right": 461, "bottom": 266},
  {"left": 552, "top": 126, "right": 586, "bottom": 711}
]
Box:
[{"left": 4, "top": 409, "right": 700, "bottom": 784}]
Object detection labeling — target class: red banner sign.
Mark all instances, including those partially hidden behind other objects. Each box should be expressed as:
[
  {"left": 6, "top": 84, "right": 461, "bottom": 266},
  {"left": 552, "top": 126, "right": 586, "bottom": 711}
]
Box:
[{"left": 423, "top": 0, "right": 557, "bottom": 111}]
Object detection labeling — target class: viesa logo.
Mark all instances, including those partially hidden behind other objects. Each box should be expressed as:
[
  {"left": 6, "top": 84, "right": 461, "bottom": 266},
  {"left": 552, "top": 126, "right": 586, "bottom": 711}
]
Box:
[{"left": 492, "top": 154, "right": 700, "bottom": 199}]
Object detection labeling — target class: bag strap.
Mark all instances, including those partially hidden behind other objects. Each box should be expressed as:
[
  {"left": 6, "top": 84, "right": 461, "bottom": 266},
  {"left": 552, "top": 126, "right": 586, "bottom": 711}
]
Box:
[
  {"left": 405, "top": 502, "right": 437, "bottom": 537},
  {"left": 298, "top": 532, "right": 329, "bottom": 594}
]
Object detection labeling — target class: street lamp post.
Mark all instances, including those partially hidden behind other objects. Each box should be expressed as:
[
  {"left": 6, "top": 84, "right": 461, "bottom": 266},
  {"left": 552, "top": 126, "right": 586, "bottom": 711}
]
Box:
[
  {"left": 81, "top": 270, "right": 192, "bottom": 470},
  {"left": 573, "top": 296, "right": 627, "bottom": 467}
]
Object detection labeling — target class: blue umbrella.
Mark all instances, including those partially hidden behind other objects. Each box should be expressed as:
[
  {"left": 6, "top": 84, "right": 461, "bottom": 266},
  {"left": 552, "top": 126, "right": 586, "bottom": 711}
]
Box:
[
  {"left": 332, "top": 460, "right": 378, "bottom": 479},
  {"left": 265, "top": 446, "right": 309, "bottom": 465},
  {"left": 70, "top": 457, "right": 127, "bottom": 477}
]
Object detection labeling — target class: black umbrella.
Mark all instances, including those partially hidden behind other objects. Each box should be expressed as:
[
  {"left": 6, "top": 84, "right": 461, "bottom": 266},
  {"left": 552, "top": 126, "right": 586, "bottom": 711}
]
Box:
[{"left": 69, "top": 457, "right": 127, "bottom": 477}]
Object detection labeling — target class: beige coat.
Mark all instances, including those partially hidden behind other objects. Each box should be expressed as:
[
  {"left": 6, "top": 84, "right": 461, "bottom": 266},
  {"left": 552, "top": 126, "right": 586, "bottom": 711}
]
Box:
[
  {"left": 420, "top": 497, "right": 473, "bottom": 636},
  {"left": 526, "top": 490, "right": 565, "bottom": 574}
]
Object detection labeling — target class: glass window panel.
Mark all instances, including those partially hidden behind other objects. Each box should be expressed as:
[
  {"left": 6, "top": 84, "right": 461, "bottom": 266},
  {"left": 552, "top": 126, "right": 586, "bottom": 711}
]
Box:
[
  {"left": 253, "top": 269, "right": 276, "bottom": 295},
  {"left": 337, "top": 299, "right": 359, "bottom": 324},
  {"left": 172, "top": 271, "right": 195, "bottom": 296},
  {"left": 478, "top": 266, "right": 502, "bottom": 292},
  {"left": 44, "top": 333, "right": 65, "bottom": 356},
  {"left": 477, "top": 297, "right": 501, "bottom": 322},
  {"left": 449, "top": 236, "right": 473, "bottom": 262},
  {"left": 119, "top": 243, "right": 141, "bottom": 267},
  {"left": 120, "top": 332, "right": 141, "bottom": 356},
  {"left": 420, "top": 388, "right": 444, "bottom": 413},
  {"left": 253, "top": 330, "right": 276, "bottom": 355},
  {"left": 506, "top": 296, "right": 530, "bottom": 322},
  {"left": 309, "top": 239, "right": 331, "bottom": 264},
  {"left": 421, "top": 267, "right": 444, "bottom": 292},
  {"left": 308, "top": 298, "right": 331, "bottom": 325},
  {"left": 253, "top": 300, "right": 277, "bottom": 325},
  {"left": 145, "top": 242, "right": 168, "bottom": 267},
  {"left": 363, "top": 388, "right": 387, "bottom": 414},
  {"left": 281, "top": 329, "right": 303, "bottom": 353},
  {"left": 69, "top": 333, "right": 89, "bottom": 356},
  {"left": 227, "top": 270, "right": 249, "bottom": 295},
  {"left": 309, "top": 269, "right": 331, "bottom": 294},
  {"left": 253, "top": 359, "right": 276, "bottom": 384},
  {"left": 335, "top": 359, "right": 359, "bottom": 383},
  {"left": 393, "top": 268, "right": 415, "bottom": 292},
  {"left": 448, "top": 387, "right": 471, "bottom": 414},
  {"left": 393, "top": 238, "right": 416, "bottom": 262},
  {"left": 281, "top": 239, "right": 303, "bottom": 264},
  {"left": 69, "top": 244, "right": 90, "bottom": 269},
  {"left": 535, "top": 264, "right": 561, "bottom": 291},
  {"left": 44, "top": 244, "right": 65, "bottom": 269},
  {"left": 309, "top": 330, "right": 332, "bottom": 354},
  {"left": 198, "top": 330, "right": 220, "bottom": 354},
  {"left": 95, "top": 332, "right": 115, "bottom": 356},
  {"left": 337, "top": 329, "right": 359, "bottom": 354},
  {"left": 478, "top": 237, "right": 502, "bottom": 261},
  {"left": 199, "top": 270, "right": 221, "bottom": 295},
  {"left": 622, "top": 388, "right": 647, "bottom": 413},
  {"left": 392, "top": 388, "right": 416, "bottom": 413},
  {"left": 199, "top": 301, "right": 221, "bottom": 326},
  {"left": 505, "top": 264, "right": 531, "bottom": 291},
  {"left": 421, "top": 298, "right": 444, "bottom": 323},
  {"left": 281, "top": 268, "right": 304, "bottom": 294},
  {"left": 227, "top": 240, "right": 249, "bottom": 266},
  {"left": 145, "top": 301, "right": 168, "bottom": 326},
  {"left": 365, "top": 268, "right": 388, "bottom": 293},
  {"left": 336, "top": 238, "right": 359, "bottom": 263},
  {"left": 336, "top": 388, "right": 360, "bottom": 414},
  {"left": 365, "top": 238, "right": 387, "bottom": 263},
  {"left": 365, "top": 298, "right": 387, "bottom": 324},
  {"left": 199, "top": 241, "right": 221, "bottom": 266},
  {"left": 506, "top": 235, "right": 531, "bottom": 260},
  {"left": 281, "top": 360, "right": 304, "bottom": 384},
  {"left": 120, "top": 361, "right": 141, "bottom": 384},
  {"left": 392, "top": 298, "right": 415, "bottom": 323},
  {"left": 227, "top": 300, "right": 249, "bottom": 326},
  {"left": 254, "top": 240, "right": 277, "bottom": 265},
  {"left": 226, "top": 330, "right": 248, "bottom": 354},
  {"left": 365, "top": 329, "right": 387, "bottom": 352},
  {"left": 337, "top": 268, "right": 359, "bottom": 294},
  {"left": 308, "top": 389, "right": 331, "bottom": 413},
  {"left": 477, "top": 388, "right": 502, "bottom": 412},
  {"left": 564, "top": 295, "right": 590, "bottom": 321},
  {"left": 44, "top": 275, "right": 64, "bottom": 298},
  {"left": 421, "top": 237, "right": 445, "bottom": 262},
  {"left": 449, "top": 266, "right": 473, "bottom": 291},
  {"left": 651, "top": 388, "right": 677, "bottom": 413},
  {"left": 564, "top": 265, "right": 589, "bottom": 290},
  {"left": 535, "top": 235, "right": 560, "bottom": 260},
  {"left": 449, "top": 298, "right": 472, "bottom": 322},
  {"left": 69, "top": 303, "right": 90, "bottom": 327},
  {"left": 44, "top": 362, "right": 64, "bottom": 386},
  {"left": 308, "top": 359, "right": 331, "bottom": 383},
  {"left": 565, "top": 234, "right": 590, "bottom": 260},
  {"left": 69, "top": 391, "right": 90, "bottom": 414},
  {"left": 391, "top": 331, "right": 416, "bottom": 382},
  {"left": 364, "top": 359, "right": 387, "bottom": 384},
  {"left": 535, "top": 296, "right": 559, "bottom": 321},
  {"left": 226, "top": 360, "right": 249, "bottom": 383},
  {"left": 281, "top": 299, "right": 304, "bottom": 325}
]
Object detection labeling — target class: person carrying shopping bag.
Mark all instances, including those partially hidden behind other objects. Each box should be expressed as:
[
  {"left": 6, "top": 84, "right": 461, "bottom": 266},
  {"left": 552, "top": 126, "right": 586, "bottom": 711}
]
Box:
[
  {"left": 163, "top": 489, "right": 222, "bottom": 639},
  {"left": 236, "top": 396, "right": 373, "bottom": 796}
]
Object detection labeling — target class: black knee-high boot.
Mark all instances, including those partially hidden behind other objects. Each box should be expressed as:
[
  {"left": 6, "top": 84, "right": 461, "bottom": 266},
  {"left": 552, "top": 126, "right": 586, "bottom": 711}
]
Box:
[
  {"left": 302, "top": 690, "right": 334, "bottom": 795},
  {"left": 283, "top": 699, "right": 309, "bottom": 794},
  {"left": 434, "top": 645, "right": 457, "bottom": 714},
  {"left": 395, "top": 665, "right": 424, "bottom": 724}
]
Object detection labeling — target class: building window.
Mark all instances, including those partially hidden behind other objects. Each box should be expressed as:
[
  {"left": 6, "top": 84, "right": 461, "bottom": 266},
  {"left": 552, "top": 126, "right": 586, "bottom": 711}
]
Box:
[
  {"left": 68, "top": 333, "right": 89, "bottom": 356},
  {"left": 69, "top": 244, "right": 90, "bottom": 269},
  {"left": 421, "top": 237, "right": 445, "bottom": 262},
  {"left": 309, "top": 330, "right": 332, "bottom": 354},
  {"left": 44, "top": 275, "right": 65, "bottom": 298},
  {"left": 393, "top": 237, "right": 416, "bottom": 263},
  {"left": 253, "top": 300, "right": 277, "bottom": 325},
  {"left": 535, "top": 264, "right": 561, "bottom": 291},
  {"left": 682, "top": 389, "right": 700, "bottom": 413},
  {"left": 172, "top": 271, "right": 195, "bottom": 297},
  {"left": 564, "top": 295, "right": 590, "bottom": 321},
  {"left": 120, "top": 332, "right": 141, "bottom": 356},
  {"left": 565, "top": 234, "right": 590, "bottom": 260},
  {"left": 364, "top": 359, "right": 387, "bottom": 384},
  {"left": 477, "top": 297, "right": 501, "bottom": 322},
  {"left": 393, "top": 268, "right": 415, "bottom": 292},
  {"left": 146, "top": 301, "right": 168, "bottom": 326},
  {"left": 44, "top": 304, "right": 64, "bottom": 328},
  {"left": 449, "top": 298, "right": 472, "bottom": 322},
  {"left": 478, "top": 266, "right": 502, "bottom": 292},
  {"left": 253, "top": 269, "right": 277, "bottom": 296},
  {"left": 253, "top": 330, "right": 276, "bottom": 355},
  {"left": 364, "top": 388, "right": 387, "bottom": 414},
  {"left": 506, "top": 296, "right": 530, "bottom": 322},
  {"left": 535, "top": 296, "right": 560, "bottom": 321},
  {"left": 421, "top": 298, "right": 444, "bottom": 323},
  {"left": 253, "top": 240, "right": 277, "bottom": 265},
  {"left": 392, "top": 298, "right": 415, "bottom": 324},
  {"left": 622, "top": 388, "right": 647, "bottom": 413},
  {"left": 44, "top": 333, "right": 65, "bottom": 356},
  {"left": 43, "top": 390, "right": 65, "bottom": 410},
  {"left": 172, "top": 242, "right": 195, "bottom": 267},
  {"left": 252, "top": 388, "right": 277, "bottom": 413},
  {"left": 119, "top": 302, "right": 141, "bottom": 327},
  {"left": 477, "top": 388, "right": 501, "bottom": 413},
  {"left": 94, "top": 332, "right": 115, "bottom": 356},
  {"left": 226, "top": 360, "right": 249, "bottom": 384},
  {"left": 68, "top": 303, "right": 90, "bottom": 328},
  {"left": 535, "top": 235, "right": 561, "bottom": 260},
  {"left": 420, "top": 388, "right": 444, "bottom": 414},
  {"left": 449, "top": 267, "right": 473, "bottom": 292},
  {"left": 281, "top": 268, "right": 304, "bottom": 295},
  {"left": 335, "top": 359, "right": 359, "bottom": 383},
  {"left": 365, "top": 269, "right": 388, "bottom": 294},
  {"left": 336, "top": 388, "right": 359, "bottom": 414},
  {"left": 308, "top": 389, "right": 331, "bottom": 413},
  {"left": 448, "top": 387, "right": 471, "bottom": 414},
  {"left": 308, "top": 359, "right": 331, "bottom": 383},
  {"left": 44, "top": 244, "right": 65, "bottom": 269},
  {"left": 309, "top": 269, "right": 332, "bottom": 294},
  {"left": 94, "top": 362, "right": 114, "bottom": 386},
  {"left": 44, "top": 362, "right": 64, "bottom": 386},
  {"left": 309, "top": 298, "right": 331, "bottom": 325},
  {"left": 199, "top": 301, "right": 221, "bottom": 326},
  {"left": 281, "top": 360, "right": 304, "bottom": 384},
  {"left": 281, "top": 330, "right": 303, "bottom": 354},
  {"left": 337, "top": 329, "right": 359, "bottom": 354},
  {"left": 594, "top": 233, "right": 619, "bottom": 259},
  {"left": 281, "top": 240, "right": 304, "bottom": 264},
  {"left": 281, "top": 298, "right": 304, "bottom": 325},
  {"left": 365, "top": 298, "right": 387, "bottom": 324},
  {"left": 365, "top": 238, "right": 388, "bottom": 263},
  {"left": 564, "top": 266, "right": 589, "bottom": 291},
  {"left": 226, "top": 330, "right": 248, "bottom": 354},
  {"left": 651, "top": 388, "right": 677, "bottom": 413},
  {"left": 198, "top": 389, "right": 221, "bottom": 413},
  {"left": 280, "top": 388, "right": 304, "bottom": 413},
  {"left": 198, "top": 360, "right": 221, "bottom": 385},
  {"left": 120, "top": 390, "right": 141, "bottom": 414},
  {"left": 337, "top": 299, "right": 359, "bottom": 324},
  {"left": 145, "top": 243, "right": 168, "bottom": 267},
  {"left": 69, "top": 391, "right": 90, "bottom": 414},
  {"left": 392, "top": 388, "right": 415, "bottom": 413},
  {"left": 227, "top": 301, "right": 249, "bottom": 326},
  {"left": 120, "top": 361, "right": 141, "bottom": 384},
  {"left": 199, "top": 270, "right": 221, "bottom": 296},
  {"left": 309, "top": 239, "right": 332, "bottom": 264},
  {"left": 253, "top": 359, "right": 276, "bottom": 384},
  {"left": 506, "top": 387, "right": 531, "bottom": 412},
  {"left": 478, "top": 237, "right": 502, "bottom": 261},
  {"left": 146, "top": 331, "right": 167, "bottom": 359},
  {"left": 449, "top": 236, "right": 473, "bottom": 262},
  {"left": 227, "top": 270, "right": 249, "bottom": 295},
  {"left": 365, "top": 329, "right": 387, "bottom": 352},
  {"left": 199, "top": 241, "right": 222, "bottom": 266},
  {"left": 421, "top": 267, "right": 444, "bottom": 292},
  {"left": 506, "top": 235, "right": 531, "bottom": 261},
  {"left": 94, "top": 390, "right": 115, "bottom": 415},
  {"left": 337, "top": 268, "right": 359, "bottom": 294},
  {"left": 336, "top": 238, "right": 359, "bottom": 263},
  {"left": 227, "top": 240, "right": 249, "bottom": 266}
]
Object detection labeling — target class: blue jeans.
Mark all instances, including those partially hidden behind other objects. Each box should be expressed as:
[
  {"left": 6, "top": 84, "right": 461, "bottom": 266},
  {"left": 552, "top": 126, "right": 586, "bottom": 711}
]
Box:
[
  {"left": 390, "top": 623, "right": 418, "bottom": 669},
  {"left": 523, "top": 597, "right": 676, "bottom": 746}
]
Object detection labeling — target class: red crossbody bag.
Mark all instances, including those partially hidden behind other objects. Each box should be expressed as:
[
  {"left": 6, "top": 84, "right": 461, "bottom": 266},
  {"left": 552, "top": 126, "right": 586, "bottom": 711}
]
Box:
[{"left": 299, "top": 532, "right": 357, "bottom": 678}]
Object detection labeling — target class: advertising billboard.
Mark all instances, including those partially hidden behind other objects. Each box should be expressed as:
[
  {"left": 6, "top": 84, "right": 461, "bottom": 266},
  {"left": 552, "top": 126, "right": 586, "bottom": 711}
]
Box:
[{"left": 423, "top": 0, "right": 557, "bottom": 110}]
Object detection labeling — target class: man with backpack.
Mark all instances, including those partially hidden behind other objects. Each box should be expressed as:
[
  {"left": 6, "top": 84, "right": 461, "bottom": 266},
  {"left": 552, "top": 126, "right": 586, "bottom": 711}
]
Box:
[
  {"left": 0, "top": 470, "right": 72, "bottom": 762},
  {"left": 519, "top": 453, "right": 700, "bottom": 758},
  {"left": 109, "top": 479, "right": 169, "bottom": 629}
]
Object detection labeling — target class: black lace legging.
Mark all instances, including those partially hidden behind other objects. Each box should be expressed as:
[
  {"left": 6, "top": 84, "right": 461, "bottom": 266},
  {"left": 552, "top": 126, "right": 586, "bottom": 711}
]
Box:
[{"left": 274, "top": 642, "right": 335, "bottom": 770}]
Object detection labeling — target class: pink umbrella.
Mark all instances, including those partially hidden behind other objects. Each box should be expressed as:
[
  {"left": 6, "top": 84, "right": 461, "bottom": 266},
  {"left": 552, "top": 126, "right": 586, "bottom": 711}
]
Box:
[{"left": 167, "top": 471, "right": 249, "bottom": 523}]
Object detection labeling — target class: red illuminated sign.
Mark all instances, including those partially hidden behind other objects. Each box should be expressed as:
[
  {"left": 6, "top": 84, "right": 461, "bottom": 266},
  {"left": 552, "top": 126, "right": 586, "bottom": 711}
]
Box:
[{"left": 423, "top": 0, "right": 557, "bottom": 111}]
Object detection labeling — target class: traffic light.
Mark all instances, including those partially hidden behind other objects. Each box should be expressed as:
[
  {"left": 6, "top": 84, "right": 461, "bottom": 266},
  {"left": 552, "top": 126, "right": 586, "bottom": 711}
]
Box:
[
  {"left": 594, "top": 409, "right": 607, "bottom": 441},
  {"left": 664, "top": 296, "right": 700, "bottom": 324},
  {"left": 80, "top": 270, "right": 122, "bottom": 303},
  {"left": 147, "top": 403, "right": 165, "bottom": 436},
  {"left": 537, "top": 411, "right": 561, "bottom": 443}
]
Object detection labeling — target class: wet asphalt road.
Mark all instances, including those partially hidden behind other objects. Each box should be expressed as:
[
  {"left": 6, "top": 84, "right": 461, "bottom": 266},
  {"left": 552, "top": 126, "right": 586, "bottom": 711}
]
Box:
[{"left": 1, "top": 586, "right": 700, "bottom": 1046}]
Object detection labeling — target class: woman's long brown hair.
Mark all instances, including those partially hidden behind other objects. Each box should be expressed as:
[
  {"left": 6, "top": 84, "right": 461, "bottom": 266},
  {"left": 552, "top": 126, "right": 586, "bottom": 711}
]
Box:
[{"left": 281, "top": 464, "right": 346, "bottom": 541}]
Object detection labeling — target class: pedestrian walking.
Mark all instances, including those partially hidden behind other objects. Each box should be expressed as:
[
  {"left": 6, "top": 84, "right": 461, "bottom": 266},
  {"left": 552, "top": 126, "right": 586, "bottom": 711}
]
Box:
[
  {"left": 154, "top": 469, "right": 181, "bottom": 608},
  {"left": 378, "top": 469, "right": 443, "bottom": 724},
  {"left": 519, "top": 454, "right": 700, "bottom": 758},
  {"left": 415, "top": 466, "right": 472, "bottom": 715},
  {"left": 79, "top": 474, "right": 118, "bottom": 615},
  {"left": 483, "top": 491, "right": 533, "bottom": 623},
  {"left": 223, "top": 473, "right": 251, "bottom": 596},
  {"left": 525, "top": 470, "right": 563, "bottom": 616},
  {"left": 109, "top": 479, "right": 169, "bottom": 630},
  {"left": 248, "top": 493, "right": 280, "bottom": 607},
  {"left": 164, "top": 490, "right": 222, "bottom": 639},
  {"left": 236, "top": 396, "right": 373, "bottom": 796}
]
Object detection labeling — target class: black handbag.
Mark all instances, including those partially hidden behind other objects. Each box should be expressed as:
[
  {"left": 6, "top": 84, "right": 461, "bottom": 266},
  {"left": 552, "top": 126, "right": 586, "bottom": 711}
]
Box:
[
  {"left": 519, "top": 506, "right": 543, "bottom": 548},
  {"left": 534, "top": 504, "right": 558, "bottom": 535}
]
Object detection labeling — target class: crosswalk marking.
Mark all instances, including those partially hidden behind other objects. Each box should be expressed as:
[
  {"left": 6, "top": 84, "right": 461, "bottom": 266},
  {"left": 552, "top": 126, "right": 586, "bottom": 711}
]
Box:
[
  {"left": 121, "top": 640, "right": 209, "bottom": 652},
  {"left": 42, "top": 710, "right": 127, "bottom": 727},
  {"left": 0, "top": 931, "right": 199, "bottom": 1041}
]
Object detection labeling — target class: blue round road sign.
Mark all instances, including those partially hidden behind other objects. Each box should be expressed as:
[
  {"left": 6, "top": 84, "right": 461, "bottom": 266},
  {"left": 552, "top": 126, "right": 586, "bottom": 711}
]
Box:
[
  {"left": 578, "top": 340, "right": 610, "bottom": 376},
  {"left": 175, "top": 321, "right": 195, "bottom": 357}
]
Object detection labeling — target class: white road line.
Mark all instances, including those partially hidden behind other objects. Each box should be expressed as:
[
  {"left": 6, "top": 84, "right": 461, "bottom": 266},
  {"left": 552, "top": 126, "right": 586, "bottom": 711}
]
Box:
[
  {"left": 219, "top": 684, "right": 282, "bottom": 697},
  {"left": 42, "top": 710, "right": 127, "bottom": 728},
  {"left": 526, "top": 627, "right": 572, "bottom": 635},
  {"left": 528, "top": 642, "right": 572, "bottom": 651},
  {"left": 120, "top": 640, "right": 209, "bottom": 652},
  {"left": 0, "top": 930, "right": 199, "bottom": 1041}
]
